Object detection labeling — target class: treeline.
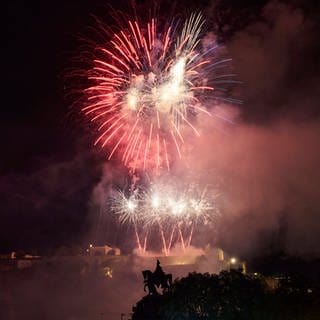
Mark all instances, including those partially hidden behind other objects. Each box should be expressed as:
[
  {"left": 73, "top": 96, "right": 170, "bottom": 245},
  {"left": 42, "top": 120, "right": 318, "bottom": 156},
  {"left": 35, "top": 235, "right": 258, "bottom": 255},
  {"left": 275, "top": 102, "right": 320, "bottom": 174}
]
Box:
[{"left": 133, "top": 269, "right": 320, "bottom": 320}]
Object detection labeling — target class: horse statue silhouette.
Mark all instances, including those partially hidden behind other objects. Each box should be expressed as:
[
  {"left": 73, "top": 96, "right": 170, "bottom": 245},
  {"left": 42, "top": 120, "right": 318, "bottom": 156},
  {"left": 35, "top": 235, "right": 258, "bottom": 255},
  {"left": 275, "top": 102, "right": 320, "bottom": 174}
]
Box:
[{"left": 142, "top": 259, "right": 172, "bottom": 295}]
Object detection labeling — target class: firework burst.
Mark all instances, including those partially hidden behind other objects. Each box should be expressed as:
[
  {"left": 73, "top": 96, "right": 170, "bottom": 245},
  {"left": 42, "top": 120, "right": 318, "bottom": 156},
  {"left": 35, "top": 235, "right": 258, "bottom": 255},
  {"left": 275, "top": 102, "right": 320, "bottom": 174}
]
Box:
[
  {"left": 111, "top": 180, "right": 220, "bottom": 254},
  {"left": 83, "top": 12, "right": 238, "bottom": 172}
]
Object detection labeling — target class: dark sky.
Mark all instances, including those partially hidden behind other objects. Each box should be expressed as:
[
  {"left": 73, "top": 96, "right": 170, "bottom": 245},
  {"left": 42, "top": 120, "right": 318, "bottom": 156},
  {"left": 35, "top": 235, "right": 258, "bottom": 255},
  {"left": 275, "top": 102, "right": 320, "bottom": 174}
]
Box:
[{"left": 2, "top": 0, "right": 320, "bottom": 257}]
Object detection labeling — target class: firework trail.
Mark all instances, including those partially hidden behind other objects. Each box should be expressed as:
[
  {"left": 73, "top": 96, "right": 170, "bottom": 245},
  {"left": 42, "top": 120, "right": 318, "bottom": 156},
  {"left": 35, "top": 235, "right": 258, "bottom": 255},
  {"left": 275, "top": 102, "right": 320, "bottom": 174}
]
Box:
[{"left": 83, "top": 12, "right": 239, "bottom": 172}]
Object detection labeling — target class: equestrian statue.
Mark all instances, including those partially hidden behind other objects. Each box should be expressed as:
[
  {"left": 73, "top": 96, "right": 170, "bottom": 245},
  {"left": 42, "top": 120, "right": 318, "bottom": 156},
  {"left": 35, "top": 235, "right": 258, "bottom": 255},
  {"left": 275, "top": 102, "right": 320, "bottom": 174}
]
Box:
[{"left": 142, "top": 259, "right": 172, "bottom": 295}]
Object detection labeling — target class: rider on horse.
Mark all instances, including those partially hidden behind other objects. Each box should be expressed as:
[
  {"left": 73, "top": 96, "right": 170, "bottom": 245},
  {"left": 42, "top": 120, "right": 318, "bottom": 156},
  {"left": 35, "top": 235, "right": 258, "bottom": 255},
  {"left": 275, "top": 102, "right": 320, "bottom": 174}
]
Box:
[
  {"left": 142, "top": 259, "right": 172, "bottom": 295},
  {"left": 154, "top": 259, "right": 165, "bottom": 279}
]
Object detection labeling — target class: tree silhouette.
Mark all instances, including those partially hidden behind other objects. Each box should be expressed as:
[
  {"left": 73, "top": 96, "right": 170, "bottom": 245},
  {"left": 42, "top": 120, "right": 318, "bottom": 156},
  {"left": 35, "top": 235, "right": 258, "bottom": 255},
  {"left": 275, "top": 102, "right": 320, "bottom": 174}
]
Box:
[
  {"left": 160, "top": 270, "right": 263, "bottom": 320},
  {"left": 132, "top": 269, "right": 320, "bottom": 320}
]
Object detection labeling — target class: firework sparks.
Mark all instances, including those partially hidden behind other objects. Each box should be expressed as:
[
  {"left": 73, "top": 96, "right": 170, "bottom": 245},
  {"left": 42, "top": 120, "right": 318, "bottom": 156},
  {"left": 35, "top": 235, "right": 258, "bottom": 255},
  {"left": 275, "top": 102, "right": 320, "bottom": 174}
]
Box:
[
  {"left": 83, "top": 12, "right": 238, "bottom": 172},
  {"left": 110, "top": 191, "right": 141, "bottom": 224},
  {"left": 74, "top": 8, "right": 240, "bottom": 256},
  {"left": 111, "top": 181, "right": 220, "bottom": 254}
]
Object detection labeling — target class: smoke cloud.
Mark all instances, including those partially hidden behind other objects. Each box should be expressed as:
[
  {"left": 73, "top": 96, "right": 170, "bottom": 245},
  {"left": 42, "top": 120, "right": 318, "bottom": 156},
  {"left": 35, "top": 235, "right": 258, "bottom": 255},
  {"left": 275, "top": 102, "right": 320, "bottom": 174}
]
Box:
[
  {"left": 189, "top": 0, "right": 320, "bottom": 258},
  {"left": 191, "top": 120, "right": 320, "bottom": 257},
  {"left": 1, "top": 250, "right": 225, "bottom": 320}
]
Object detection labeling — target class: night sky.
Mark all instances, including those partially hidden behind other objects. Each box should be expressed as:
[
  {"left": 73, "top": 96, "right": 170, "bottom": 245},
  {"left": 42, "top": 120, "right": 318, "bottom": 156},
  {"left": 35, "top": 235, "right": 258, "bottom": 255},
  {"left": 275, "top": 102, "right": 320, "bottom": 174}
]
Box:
[{"left": 3, "top": 0, "right": 320, "bottom": 258}]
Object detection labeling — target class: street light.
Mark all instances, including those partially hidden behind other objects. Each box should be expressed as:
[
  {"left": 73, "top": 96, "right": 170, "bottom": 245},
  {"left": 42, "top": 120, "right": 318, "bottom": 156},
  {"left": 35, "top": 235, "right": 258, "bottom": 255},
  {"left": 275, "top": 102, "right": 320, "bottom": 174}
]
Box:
[{"left": 230, "top": 257, "right": 237, "bottom": 264}]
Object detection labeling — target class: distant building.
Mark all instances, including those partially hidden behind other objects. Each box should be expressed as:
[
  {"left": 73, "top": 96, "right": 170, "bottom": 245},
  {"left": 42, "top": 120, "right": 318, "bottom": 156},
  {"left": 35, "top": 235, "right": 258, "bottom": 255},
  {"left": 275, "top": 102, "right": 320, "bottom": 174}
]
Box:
[
  {"left": 0, "top": 253, "right": 41, "bottom": 271},
  {"left": 89, "top": 245, "right": 121, "bottom": 256},
  {"left": 0, "top": 245, "right": 246, "bottom": 277}
]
